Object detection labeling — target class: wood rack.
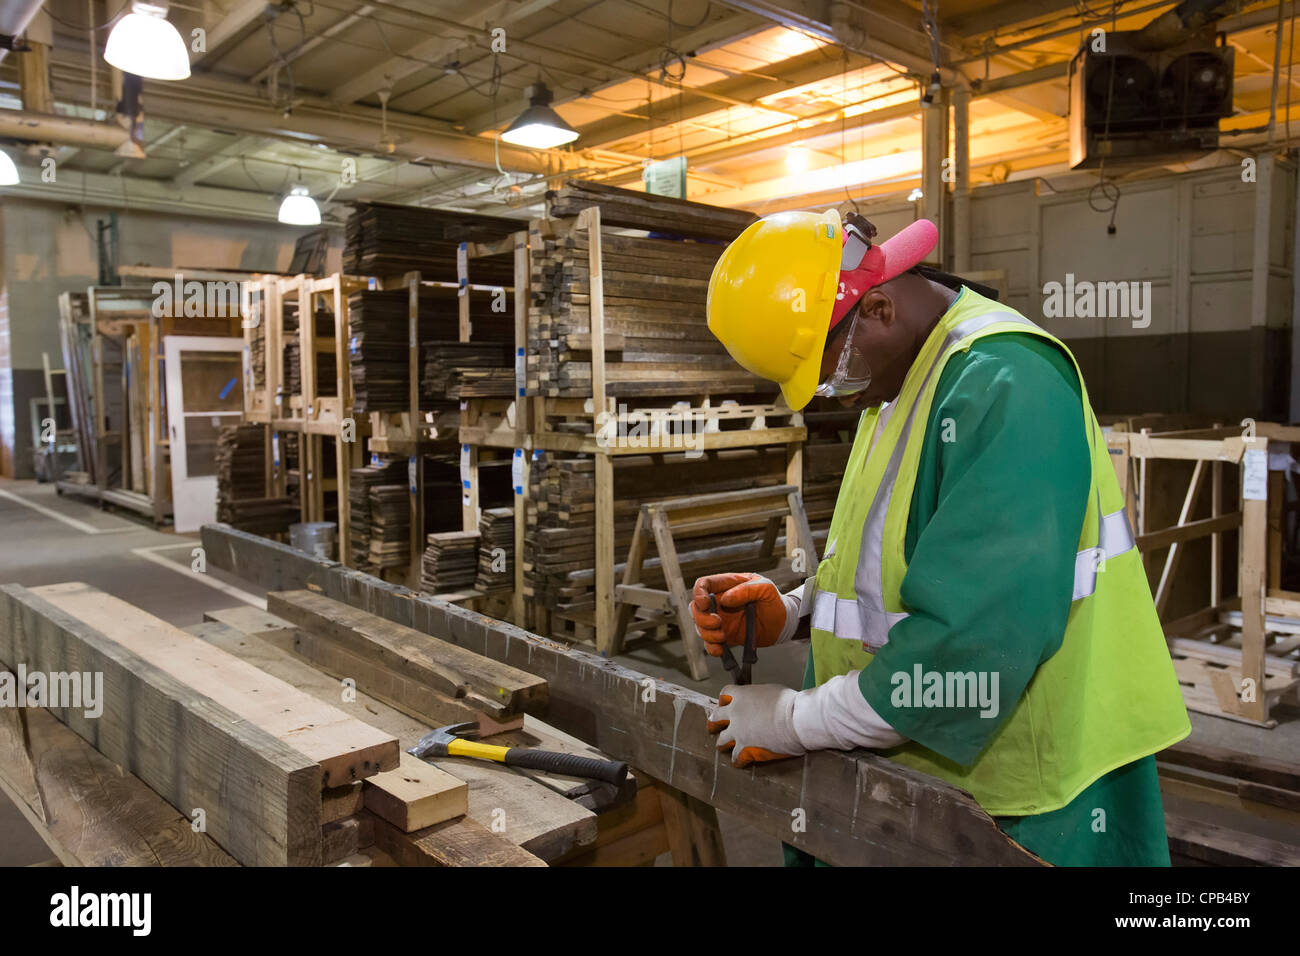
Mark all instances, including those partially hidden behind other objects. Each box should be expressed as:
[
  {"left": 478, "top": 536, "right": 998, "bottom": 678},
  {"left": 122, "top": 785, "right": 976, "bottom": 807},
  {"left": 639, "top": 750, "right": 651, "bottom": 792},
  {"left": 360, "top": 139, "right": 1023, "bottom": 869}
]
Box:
[{"left": 1108, "top": 421, "right": 1300, "bottom": 727}]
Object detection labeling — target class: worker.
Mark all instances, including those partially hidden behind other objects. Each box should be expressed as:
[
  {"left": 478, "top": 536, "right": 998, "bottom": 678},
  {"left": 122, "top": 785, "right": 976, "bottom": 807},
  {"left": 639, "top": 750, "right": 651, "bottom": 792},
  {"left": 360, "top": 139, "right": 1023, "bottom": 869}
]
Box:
[{"left": 694, "top": 209, "right": 1190, "bottom": 866}]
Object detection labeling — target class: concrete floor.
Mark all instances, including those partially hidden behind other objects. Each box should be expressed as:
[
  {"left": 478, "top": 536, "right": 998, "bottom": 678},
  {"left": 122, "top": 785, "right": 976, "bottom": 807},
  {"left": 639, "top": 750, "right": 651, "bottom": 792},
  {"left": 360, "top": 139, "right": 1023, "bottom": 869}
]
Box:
[{"left": 2, "top": 477, "right": 1295, "bottom": 867}]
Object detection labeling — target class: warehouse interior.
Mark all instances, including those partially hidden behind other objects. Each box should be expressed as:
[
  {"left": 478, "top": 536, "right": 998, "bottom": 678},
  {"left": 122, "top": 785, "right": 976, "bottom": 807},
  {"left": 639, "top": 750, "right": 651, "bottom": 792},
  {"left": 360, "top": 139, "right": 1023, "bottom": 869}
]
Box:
[{"left": 0, "top": 0, "right": 1298, "bottom": 884}]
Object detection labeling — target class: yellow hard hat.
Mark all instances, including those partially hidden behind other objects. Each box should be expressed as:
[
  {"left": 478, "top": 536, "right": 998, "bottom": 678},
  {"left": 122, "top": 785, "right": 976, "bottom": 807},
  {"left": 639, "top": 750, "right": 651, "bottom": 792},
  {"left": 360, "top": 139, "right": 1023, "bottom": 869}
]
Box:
[{"left": 706, "top": 208, "right": 842, "bottom": 411}]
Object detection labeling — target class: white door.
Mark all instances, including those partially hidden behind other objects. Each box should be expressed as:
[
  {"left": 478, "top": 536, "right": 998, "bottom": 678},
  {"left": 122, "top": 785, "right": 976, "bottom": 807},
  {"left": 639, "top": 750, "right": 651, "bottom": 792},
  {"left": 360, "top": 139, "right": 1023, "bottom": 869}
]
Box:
[{"left": 164, "top": 336, "right": 244, "bottom": 533}]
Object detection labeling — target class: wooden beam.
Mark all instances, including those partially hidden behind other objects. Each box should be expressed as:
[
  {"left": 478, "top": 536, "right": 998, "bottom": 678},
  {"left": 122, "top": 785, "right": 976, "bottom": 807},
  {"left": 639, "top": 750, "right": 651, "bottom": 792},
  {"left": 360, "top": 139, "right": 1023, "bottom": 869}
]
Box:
[
  {"left": 365, "top": 810, "right": 547, "bottom": 866},
  {"left": 364, "top": 752, "right": 469, "bottom": 832},
  {"left": 0, "top": 696, "right": 238, "bottom": 867},
  {"left": 0, "top": 584, "right": 323, "bottom": 866},
  {"left": 186, "top": 619, "right": 596, "bottom": 861},
  {"left": 201, "top": 525, "right": 1044, "bottom": 867},
  {"left": 31, "top": 582, "right": 399, "bottom": 787},
  {"left": 266, "top": 589, "right": 547, "bottom": 718}
]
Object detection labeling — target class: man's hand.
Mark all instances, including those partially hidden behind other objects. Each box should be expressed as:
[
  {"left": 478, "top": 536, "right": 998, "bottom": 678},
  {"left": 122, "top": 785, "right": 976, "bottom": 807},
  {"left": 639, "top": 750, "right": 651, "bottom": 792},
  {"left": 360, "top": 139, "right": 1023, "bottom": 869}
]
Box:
[
  {"left": 707, "top": 684, "right": 806, "bottom": 768},
  {"left": 690, "top": 573, "right": 788, "bottom": 658}
]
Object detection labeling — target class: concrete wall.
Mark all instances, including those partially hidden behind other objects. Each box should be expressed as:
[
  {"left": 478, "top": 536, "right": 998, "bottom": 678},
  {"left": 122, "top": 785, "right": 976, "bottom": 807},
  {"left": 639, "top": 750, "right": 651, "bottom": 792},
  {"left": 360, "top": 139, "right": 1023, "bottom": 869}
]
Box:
[{"left": 0, "top": 199, "right": 343, "bottom": 477}]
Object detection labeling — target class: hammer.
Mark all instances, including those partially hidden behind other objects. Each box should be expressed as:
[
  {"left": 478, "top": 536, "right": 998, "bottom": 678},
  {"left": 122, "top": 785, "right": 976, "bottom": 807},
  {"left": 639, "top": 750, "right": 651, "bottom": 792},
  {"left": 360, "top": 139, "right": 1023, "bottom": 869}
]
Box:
[{"left": 408, "top": 722, "right": 629, "bottom": 786}]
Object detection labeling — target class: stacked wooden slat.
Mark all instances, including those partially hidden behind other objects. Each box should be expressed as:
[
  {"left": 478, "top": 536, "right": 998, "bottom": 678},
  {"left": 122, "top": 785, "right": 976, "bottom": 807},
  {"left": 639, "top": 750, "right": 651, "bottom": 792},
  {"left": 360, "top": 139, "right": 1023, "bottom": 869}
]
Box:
[
  {"left": 420, "top": 531, "right": 480, "bottom": 593},
  {"left": 546, "top": 180, "right": 757, "bottom": 241},
  {"left": 347, "top": 457, "right": 406, "bottom": 571},
  {"left": 367, "top": 484, "right": 410, "bottom": 569},
  {"left": 348, "top": 289, "right": 515, "bottom": 412},
  {"left": 343, "top": 201, "right": 519, "bottom": 279},
  {"left": 421, "top": 342, "right": 514, "bottom": 402},
  {"left": 524, "top": 447, "right": 794, "bottom": 612},
  {"left": 347, "top": 288, "right": 457, "bottom": 412},
  {"left": 283, "top": 302, "right": 338, "bottom": 397},
  {"left": 528, "top": 184, "right": 766, "bottom": 400},
  {"left": 215, "top": 423, "right": 298, "bottom": 535},
  {"left": 475, "top": 507, "right": 515, "bottom": 594}
]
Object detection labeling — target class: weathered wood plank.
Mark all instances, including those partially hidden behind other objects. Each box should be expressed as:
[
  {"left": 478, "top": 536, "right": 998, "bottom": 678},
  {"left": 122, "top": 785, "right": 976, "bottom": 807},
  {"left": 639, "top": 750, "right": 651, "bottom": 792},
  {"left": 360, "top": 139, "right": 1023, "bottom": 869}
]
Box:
[
  {"left": 365, "top": 810, "right": 548, "bottom": 867},
  {"left": 0, "top": 583, "right": 322, "bottom": 866},
  {"left": 267, "top": 588, "right": 547, "bottom": 718},
  {"left": 0, "top": 695, "right": 239, "bottom": 867},
  {"left": 32, "top": 582, "right": 399, "bottom": 788},
  {"left": 201, "top": 524, "right": 1043, "bottom": 866},
  {"left": 185, "top": 617, "right": 596, "bottom": 861},
  {"left": 364, "top": 752, "right": 468, "bottom": 832}
]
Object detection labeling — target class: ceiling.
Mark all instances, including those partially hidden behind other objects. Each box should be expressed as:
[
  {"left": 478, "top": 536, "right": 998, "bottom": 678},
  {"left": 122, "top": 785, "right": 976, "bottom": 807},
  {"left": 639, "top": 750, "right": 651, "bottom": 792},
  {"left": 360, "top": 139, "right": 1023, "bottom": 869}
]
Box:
[{"left": 0, "top": 0, "right": 1297, "bottom": 224}]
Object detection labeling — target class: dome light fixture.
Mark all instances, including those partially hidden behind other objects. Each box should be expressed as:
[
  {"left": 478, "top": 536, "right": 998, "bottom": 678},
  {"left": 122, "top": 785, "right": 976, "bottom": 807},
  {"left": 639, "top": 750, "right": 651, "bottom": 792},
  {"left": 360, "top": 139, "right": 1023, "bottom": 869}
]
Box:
[
  {"left": 500, "top": 83, "right": 578, "bottom": 150},
  {"left": 278, "top": 180, "right": 321, "bottom": 226},
  {"left": 0, "top": 149, "right": 19, "bottom": 186},
  {"left": 104, "top": 2, "right": 192, "bottom": 81}
]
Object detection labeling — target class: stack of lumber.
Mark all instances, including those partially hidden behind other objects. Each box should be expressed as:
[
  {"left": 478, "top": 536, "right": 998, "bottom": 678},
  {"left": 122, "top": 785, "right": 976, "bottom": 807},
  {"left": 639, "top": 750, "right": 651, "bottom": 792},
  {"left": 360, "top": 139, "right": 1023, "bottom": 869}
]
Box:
[
  {"left": 347, "top": 288, "right": 456, "bottom": 413},
  {"left": 421, "top": 342, "right": 514, "bottom": 402},
  {"left": 525, "top": 447, "right": 796, "bottom": 612},
  {"left": 546, "top": 180, "right": 757, "bottom": 241},
  {"left": 420, "top": 531, "right": 480, "bottom": 593},
  {"left": 343, "top": 201, "right": 519, "bottom": 279},
  {"left": 528, "top": 184, "right": 767, "bottom": 399},
  {"left": 283, "top": 302, "right": 338, "bottom": 397},
  {"left": 216, "top": 423, "right": 297, "bottom": 534},
  {"left": 475, "top": 506, "right": 515, "bottom": 594},
  {"left": 348, "top": 457, "right": 406, "bottom": 571},
  {"left": 0, "top": 582, "right": 401, "bottom": 866},
  {"left": 368, "top": 484, "right": 411, "bottom": 569},
  {"left": 347, "top": 288, "right": 514, "bottom": 412}
]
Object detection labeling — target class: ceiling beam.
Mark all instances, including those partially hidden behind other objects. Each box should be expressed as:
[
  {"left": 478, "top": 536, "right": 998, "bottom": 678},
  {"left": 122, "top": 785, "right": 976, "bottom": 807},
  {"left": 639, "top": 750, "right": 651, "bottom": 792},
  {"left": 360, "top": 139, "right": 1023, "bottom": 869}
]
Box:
[
  {"left": 44, "top": 47, "right": 594, "bottom": 176},
  {"left": 571, "top": 47, "right": 873, "bottom": 153},
  {"left": 327, "top": 0, "right": 557, "bottom": 106},
  {"left": 194, "top": 0, "right": 274, "bottom": 70},
  {"left": 945, "top": 0, "right": 1085, "bottom": 38},
  {"left": 173, "top": 133, "right": 270, "bottom": 186},
  {"left": 455, "top": 11, "right": 764, "bottom": 134}
]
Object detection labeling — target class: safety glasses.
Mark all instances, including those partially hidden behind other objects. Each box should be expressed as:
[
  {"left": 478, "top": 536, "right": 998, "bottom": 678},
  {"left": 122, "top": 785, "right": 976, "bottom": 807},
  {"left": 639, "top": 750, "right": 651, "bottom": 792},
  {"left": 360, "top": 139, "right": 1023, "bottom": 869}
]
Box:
[{"left": 814, "top": 305, "right": 872, "bottom": 398}]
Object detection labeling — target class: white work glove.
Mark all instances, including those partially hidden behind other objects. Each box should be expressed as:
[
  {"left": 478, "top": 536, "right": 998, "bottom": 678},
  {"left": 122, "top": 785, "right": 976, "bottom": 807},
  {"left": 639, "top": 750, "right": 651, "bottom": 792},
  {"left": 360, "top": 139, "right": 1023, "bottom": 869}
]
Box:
[
  {"left": 707, "top": 673, "right": 908, "bottom": 769},
  {"left": 706, "top": 684, "right": 807, "bottom": 768}
]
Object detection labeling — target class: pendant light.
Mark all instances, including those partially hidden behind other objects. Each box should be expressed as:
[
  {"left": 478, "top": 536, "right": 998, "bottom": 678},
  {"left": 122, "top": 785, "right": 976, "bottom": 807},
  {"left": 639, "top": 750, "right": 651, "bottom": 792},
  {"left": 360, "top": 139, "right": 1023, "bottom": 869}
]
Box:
[
  {"left": 0, "top": 149, "right": 18, "bottom": 185},
  {"left": 500, "top": 83, "right": 578, "bottom": 149},
  {"left": 104, "top": 2, "right": 191, "bottom": 81},
  {"left": 278, "top": 170, "right": 321, "bottom": 225}
]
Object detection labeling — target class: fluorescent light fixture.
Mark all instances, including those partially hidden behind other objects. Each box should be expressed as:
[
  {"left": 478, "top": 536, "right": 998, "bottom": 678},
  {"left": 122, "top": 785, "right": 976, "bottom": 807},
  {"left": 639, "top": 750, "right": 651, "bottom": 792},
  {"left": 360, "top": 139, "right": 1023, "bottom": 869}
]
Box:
[
  {"left": 104, "top": 2, "right": 191, "bottom": 81},
  {"left": 278, "top": 184, "right": 321, "bottom": 225},
  {"left": 500, "top": 83, "right": 578, "bottom": 149},
  {"left": 0, "top": 149, "right": 18, "bottom": 185}
]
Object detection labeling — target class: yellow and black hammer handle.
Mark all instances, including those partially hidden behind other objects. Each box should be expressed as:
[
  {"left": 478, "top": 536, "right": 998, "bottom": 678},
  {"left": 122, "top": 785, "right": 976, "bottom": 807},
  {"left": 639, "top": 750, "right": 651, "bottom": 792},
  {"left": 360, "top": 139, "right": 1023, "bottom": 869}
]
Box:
[{"left": 446, "top": 738, "right": 629, "bottom": 786}]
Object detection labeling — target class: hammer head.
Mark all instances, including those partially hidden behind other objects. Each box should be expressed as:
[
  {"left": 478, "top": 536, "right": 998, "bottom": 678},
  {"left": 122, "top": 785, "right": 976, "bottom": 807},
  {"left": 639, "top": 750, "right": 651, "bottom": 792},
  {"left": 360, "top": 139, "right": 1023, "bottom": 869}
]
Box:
[{"left": 408, "top": 721, "right": 480, "bottom": 759}]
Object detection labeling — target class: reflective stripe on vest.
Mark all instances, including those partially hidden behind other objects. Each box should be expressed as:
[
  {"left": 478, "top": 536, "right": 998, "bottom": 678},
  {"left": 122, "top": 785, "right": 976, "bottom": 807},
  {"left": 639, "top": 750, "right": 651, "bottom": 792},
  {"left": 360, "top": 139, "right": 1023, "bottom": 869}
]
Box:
[{"left": 809, "top": 309, "right": 1136, "bottom": 649}]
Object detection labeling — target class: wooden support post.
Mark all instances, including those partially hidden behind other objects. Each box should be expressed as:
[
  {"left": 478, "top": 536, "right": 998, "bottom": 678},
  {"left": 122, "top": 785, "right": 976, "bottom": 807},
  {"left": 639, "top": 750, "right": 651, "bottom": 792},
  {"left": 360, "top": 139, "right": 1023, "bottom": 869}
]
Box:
[
  {"left": 595, "top": 452, "right": 616, "bottom": 658},
  {"left": 1237, "top": 437, "right": 1269, "bottom": 723},
  {"left": 649, "top": 507, "right": 710, "bottom": 681},
  {"left": 657, "top": 784, "right": 727, "bottom": 866},
  {"left": 408, "top": 271, "right": 424, "bottom": 588},
  {"left": 512, "top": 231, "right": 530, "bottom": 627}
]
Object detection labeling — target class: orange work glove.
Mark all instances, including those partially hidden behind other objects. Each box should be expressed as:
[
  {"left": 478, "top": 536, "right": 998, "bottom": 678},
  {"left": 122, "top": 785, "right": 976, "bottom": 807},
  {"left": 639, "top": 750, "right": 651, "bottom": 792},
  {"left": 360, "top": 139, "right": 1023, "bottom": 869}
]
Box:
[{"left": 690, "top": 573, "right": 788, "bottom": 658}]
